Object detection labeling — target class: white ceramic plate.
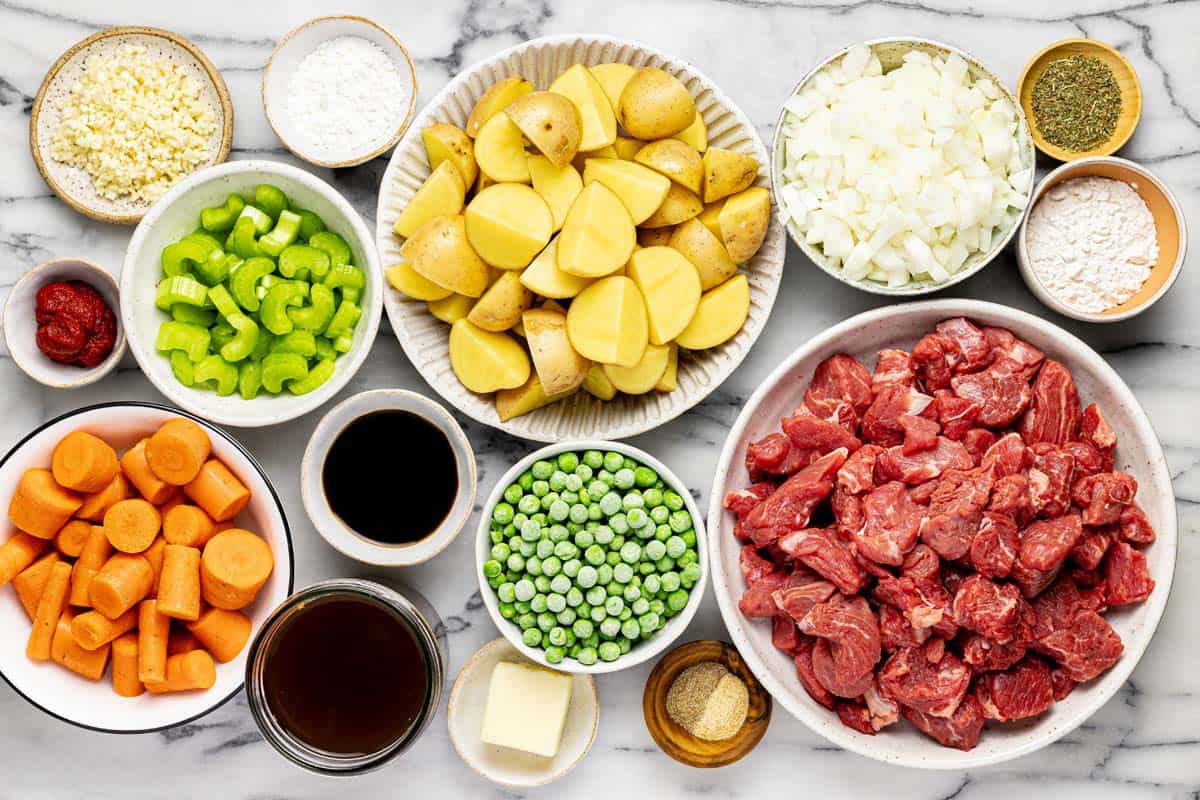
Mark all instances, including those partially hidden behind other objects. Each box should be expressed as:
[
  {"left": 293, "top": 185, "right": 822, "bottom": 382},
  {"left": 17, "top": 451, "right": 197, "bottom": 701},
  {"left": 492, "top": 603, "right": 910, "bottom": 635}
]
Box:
[
  {"left": 0, "top": 402, "right": 294, "bottom": 733},
  {"left": 122, "top": 160, "right": 383, "bottom": 428},
  {"left": 706, "top": 299, "right": 1177, "bottom": 768},
  {"left": 376, "top": 34, "right": 786, "bottom": 442},
  {"left": 447, "top": 637, "right": 598, "bottom": 788}
]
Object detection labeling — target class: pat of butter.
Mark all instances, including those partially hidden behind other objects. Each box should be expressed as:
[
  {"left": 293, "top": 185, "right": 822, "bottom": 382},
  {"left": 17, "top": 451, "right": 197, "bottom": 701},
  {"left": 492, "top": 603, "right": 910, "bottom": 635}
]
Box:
[{"left": 480, "top": 661, "right": 573, "bottom": 758}]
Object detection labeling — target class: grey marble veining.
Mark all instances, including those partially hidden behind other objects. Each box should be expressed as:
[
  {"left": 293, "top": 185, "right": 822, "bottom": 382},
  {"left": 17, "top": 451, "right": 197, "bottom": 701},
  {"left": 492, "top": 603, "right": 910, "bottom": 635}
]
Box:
[{"left": 0, "top": 0, "right": 1197, "bottom": 797}]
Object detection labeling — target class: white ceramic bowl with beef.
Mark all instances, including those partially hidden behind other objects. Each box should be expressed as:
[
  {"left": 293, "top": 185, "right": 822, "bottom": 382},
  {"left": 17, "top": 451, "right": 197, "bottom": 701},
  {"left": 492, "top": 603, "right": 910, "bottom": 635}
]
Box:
[{"left": 706, "top": 299, "right": 1175, "bottom": 769}]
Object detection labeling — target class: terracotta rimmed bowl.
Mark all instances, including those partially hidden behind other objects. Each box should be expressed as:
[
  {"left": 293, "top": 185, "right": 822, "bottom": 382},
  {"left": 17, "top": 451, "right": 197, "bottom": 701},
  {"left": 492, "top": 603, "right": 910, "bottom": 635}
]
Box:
[
  {"left": 707, "top": 299, "right": 1176, "bottom": 769},
  {"left": 30, "top": 26, "right": 233, "bottom": 225}
]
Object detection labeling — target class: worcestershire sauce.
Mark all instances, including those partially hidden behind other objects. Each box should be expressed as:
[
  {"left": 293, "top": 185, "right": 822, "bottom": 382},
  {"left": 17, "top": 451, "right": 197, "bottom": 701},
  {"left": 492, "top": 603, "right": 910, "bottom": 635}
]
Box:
[
  {"left": 263, "top": 596, "right": 428, "bottom": 755},
  {"left": 323, "top": 410, "right": 458, "bottom": 544}
]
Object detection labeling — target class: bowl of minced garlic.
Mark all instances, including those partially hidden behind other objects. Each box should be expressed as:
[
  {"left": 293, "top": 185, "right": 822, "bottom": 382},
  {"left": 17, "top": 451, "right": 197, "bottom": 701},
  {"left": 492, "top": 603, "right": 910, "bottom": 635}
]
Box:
[{"left": 643, "top": 640, "right": 771, "bottom": 767}]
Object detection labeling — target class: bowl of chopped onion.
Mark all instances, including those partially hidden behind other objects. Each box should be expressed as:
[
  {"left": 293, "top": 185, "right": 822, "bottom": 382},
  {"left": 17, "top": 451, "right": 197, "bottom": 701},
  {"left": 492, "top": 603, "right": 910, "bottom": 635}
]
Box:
[{"left": 771, "top": 38, "right": 1036, "bottom": 295}]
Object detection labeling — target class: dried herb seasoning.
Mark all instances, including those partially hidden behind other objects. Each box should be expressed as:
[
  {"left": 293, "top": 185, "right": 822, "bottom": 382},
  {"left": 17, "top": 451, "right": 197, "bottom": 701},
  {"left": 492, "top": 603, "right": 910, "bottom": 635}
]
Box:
[{"left": 1031, "top": 54, "right": 1121, "bottom": 152}]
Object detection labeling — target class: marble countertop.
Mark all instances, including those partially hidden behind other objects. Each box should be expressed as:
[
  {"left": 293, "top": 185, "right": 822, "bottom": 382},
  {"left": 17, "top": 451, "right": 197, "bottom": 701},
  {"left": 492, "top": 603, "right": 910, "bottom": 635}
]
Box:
[{"left": 1, "top": 0, "right": 1197, "bottom": 797}]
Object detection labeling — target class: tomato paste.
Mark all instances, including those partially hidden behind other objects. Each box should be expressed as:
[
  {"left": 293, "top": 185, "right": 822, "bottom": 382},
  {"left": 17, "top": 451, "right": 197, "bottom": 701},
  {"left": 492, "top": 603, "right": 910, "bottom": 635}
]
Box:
[{"left": 35, "top": 281, "right": 117, "bottom": 367}]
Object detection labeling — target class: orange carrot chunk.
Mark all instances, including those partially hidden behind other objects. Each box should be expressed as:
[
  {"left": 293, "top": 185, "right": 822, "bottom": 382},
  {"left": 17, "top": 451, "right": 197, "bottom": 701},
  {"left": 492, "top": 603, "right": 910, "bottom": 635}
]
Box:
[
  {"left": 0, "top": 531, "right": 48, "bottom": 585},
  {"left": 138, "top": 599, "right": 170, "bottom": 684},
  {"left": 200, "top": 529, "right": 273, "bottom": 610},
  {"left": 112, "top": 633, "right": 144, "bottom": 697},
  {"left": 27, "top": 560, "right": 72, "bottom": 661},
  {"left": 76, "top": 472, "right": 133, "bottom": 522},
  {"left": 163, "top": 504, "right": 217, "bottom": 548},
  {"left": 144, "top": 536, "right": 167, "bottom": 594},
  {"left": 144, "top": 649, "right": 216, "bottom": 694},
  {"left": 70, "top": 608, "right": 137, "bottom": 651},
  {"left": 120, "top": 440, "right": 175, "bottom": 505},
  {"left": 157, "top": 544, "right": 202, "bottom": 621},
  {"left": 89, "top": 553, "right": 154, "bottom": 619},
  {"left": 168, "top": 629, "right": 201, "bottom": 655},
  {"left": 146, "top": 418, "right": 211, "bottom": 486},
  {"left": 103, "top": 499, "right": 161, "bottom": 554},
  {"left": 51, "top": 430, "right": 119, "bottom": 493},
  {"left": 187, "top": 607, "right": 252, "bottom": 663},
  {"left": 8, "top": 468, "right": 82, "bottom": 539},
  {"left": 184, "top": 460, "right": 250, "bottom": 522},
  {"left": 13, "top": 552, "right": 60, "bottom": 620},
  {"left": 51, "top": 610, "right": 110, "bottom": 681},
  {"left": 55, "top": 519, "right": 93, "bottom": 558},
  {"left": 69, "top": 524, "right": 111, "bottom": 607}
]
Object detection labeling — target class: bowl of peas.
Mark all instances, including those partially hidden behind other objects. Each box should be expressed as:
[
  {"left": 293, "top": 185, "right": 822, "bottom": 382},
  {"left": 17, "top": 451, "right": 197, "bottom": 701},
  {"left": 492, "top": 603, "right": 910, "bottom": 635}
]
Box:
[
  {"left": 477, "top": 442, "right": 707, "bottom": 674},
  {"left": 122, "top": 160, "right": 382, "bottom": 427}
]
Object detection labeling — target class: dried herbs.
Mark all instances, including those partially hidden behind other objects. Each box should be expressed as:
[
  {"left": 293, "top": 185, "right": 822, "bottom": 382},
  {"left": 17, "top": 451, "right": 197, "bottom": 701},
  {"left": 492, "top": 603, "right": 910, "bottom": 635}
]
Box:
[{"left": 1031, "top": 54, "right": 1121, "bottom": 152}]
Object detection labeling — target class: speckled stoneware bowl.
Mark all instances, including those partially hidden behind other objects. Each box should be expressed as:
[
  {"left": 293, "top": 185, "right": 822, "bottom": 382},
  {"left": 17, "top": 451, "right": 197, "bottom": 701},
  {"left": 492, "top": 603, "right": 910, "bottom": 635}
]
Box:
[
  {"left": 771, "top": 38, "right": 1036, "bottom": 296},
  {"left": 707, "top": 298, "right": 1177, "bottom": 769},
  {"left": 376, "top": 34, "right": 786, "bottom": 442}
]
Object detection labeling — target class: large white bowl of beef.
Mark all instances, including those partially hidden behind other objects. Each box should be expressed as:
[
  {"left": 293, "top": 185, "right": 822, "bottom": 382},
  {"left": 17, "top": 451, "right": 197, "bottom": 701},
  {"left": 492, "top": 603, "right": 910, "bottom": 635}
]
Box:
[{"left": 706, "top": 299, "right": 1175, "bottom": 768}]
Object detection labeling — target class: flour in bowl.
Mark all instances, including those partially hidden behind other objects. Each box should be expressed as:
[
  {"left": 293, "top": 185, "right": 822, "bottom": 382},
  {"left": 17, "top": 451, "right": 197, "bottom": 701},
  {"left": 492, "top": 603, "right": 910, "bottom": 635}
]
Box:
[{"left": 1025, "top": 176, "right": 1158, "bottom": 314}]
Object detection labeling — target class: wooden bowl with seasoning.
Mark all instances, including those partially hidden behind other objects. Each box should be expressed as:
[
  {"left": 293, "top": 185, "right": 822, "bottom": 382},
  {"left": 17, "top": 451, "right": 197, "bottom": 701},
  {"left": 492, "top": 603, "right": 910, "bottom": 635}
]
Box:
[
  {"left": 1018, "top": 38, "right": 1142, "bottom": 162},
  {"left": 643, "top": 640, "right": 771, "bottom": 767}
]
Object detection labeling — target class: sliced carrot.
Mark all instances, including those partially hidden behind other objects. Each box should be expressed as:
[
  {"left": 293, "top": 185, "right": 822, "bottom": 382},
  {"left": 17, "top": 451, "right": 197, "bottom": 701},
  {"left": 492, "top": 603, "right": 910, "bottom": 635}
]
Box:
[
  {"left": 144, "top": 649, "right": 216, "bottom": 694},
  {"left": 168, "top": 629, "right": 201, "bottom": 655},
  {"left": 69, "top": 525, "right": 111, "bottom": 607},
  {"left": 120, "top": 439, "right": 175, "bottom": 505},
  {"left": 13, "top": 552, "right": 60, "bottom": 620},
  {"left": 55, "top": 519, "right": 93, "bottom": 558},
  {"left": 200, "top": 529, "right": 273, "bottom": 610},
  {"left": 70, "top": 608, "right": 137, "bottom": 651},
  {"left": 103, "top": 499, "right": 161, "bottom": 554},
  {"left": 157, "top": 544, "right": 201, "bottom": 621},
  {"left": 0, "top": 531, "right": 47, "bottom": 585},
  {"left": 183, "top": 460, "right": 250, "bottom": 522},
  {"left": 146, "top": 418, "right": 211, "bottom": 486},
  {"left": 76, "top": 472, "right": 132, "bottom": 522},
  {"left": 51, "top": 610, "right": 110, "bottom": 681},
  {"left": 163, "top": 504, "right": 217, "bottom": 548},
  {"left": 187, "top": 607, "right": 251, "bottom": 663},
  {"left": 137, "top": 599, "right": 170, "bottom": 684},
  {"left": 112, "top": 633, "right": 144, "bottom": 697},
  {"left": 51, "top": 430, "right": 119, "bottom": 493},
  {"left": 8, "top": 468, "right": 82, "bottom": 539},
  {"left": 88, "top": 553, "right": 154, "bottom": 619},
  {"left": 143, "top": 536, "right": 166, "bottom": 594},
  {"left": 27, "top": 560, "right": 71, "bottom": 661},
  {"left": 158, "top": 490, "right": 185, "bottom": 516}
]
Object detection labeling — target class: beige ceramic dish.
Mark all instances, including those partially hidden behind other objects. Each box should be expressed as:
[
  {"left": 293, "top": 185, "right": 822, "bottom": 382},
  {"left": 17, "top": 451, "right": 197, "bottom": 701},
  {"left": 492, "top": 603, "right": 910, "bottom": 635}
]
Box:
[
  {"left": 376, "top": 34, "right": 785, "bottom": 442},
  {"left": 263, "top": 15, "right": 418, "bottom": 168},
  {"left": 30, "top": 26, "right": 233, "bottom": 225},
  {"left": 1016, "top": 156, "right": 1185, "bottom": 323}
]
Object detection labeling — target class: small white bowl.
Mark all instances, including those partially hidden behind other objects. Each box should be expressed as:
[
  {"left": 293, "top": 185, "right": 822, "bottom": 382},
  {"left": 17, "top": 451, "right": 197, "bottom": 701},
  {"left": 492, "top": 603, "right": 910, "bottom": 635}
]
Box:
[
  {"left": 0, "top": 402, "right": 294, "bottom": 733},
  {"left": 263, "top": 16, "right": 418, "bottom": 168},
  {"left": 3, "top": 258, "right": 126, "bottom": 389},
  {"left": 1016, "top": 156, "right": 1187, "bottom": 323},
  {"left": 122, "top": 160, "right": 383, "bottom": 428},
  {"left": 476, "top": 440, "right": 708, "bottom": 675},
  {"left": 447, "top": 637, "right": 598, "bottom": 788},
  {"left": 300, "top": 389, "right": 476, "bottom": 567}
]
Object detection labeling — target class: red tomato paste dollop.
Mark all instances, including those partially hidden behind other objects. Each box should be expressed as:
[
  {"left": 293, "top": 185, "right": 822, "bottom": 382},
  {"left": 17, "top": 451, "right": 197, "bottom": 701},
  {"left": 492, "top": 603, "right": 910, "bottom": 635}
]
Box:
[{"left": 35, "top": 281, "right": 117, "bottom": 367}]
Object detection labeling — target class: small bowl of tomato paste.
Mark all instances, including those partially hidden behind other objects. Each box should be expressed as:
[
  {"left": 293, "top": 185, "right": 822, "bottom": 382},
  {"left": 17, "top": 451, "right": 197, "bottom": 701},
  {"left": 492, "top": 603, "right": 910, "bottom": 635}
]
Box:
[{"left": 3, "top": 257, "right": 125, "bottom": 388}]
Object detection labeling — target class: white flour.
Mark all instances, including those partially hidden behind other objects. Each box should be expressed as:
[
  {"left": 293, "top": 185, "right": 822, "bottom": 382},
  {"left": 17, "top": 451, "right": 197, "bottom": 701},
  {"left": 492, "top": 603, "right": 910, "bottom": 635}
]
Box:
[
  {"left": 1025, "top": 176, "right": 1158, "bottom": 314},
  {"left": 286, "top": 36, "right": 408, "bottom": 162}
]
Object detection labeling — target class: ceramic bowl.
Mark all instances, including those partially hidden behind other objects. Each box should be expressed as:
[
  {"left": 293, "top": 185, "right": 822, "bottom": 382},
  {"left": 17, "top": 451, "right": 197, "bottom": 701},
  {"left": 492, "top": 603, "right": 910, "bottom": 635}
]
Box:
[
  {"left": 476, "top": 440, "right": 708, "bottom": 675},
  {"left": 122, "top": 160, "right": 383, "bottom": 428},
  {"left": 447, "top": 637, "right": 598, "bottom": 788},
  {"left": 3, "top": 258, "right": 126, "bottom": 389},
  {"left": 1016, "top": 156, "right": 1186, "bottom": 323},
  {"left": 263, "top": 15, "right": 418, "bottom": 168},
  {"left": 770, "top": 38, "right": 1036, "bottom": 296},
  {"left": 300, "top": 389, "right": 476, "bottom": 566},
  {"left": 377, "top": 34, "right": 785, "bottom": 442},
  {"left": 707, "top": 299, "right": 1176, "bottom": 769},
  {"left": 30, "top": 26, "right": 233, "bottom": 225},
  {"left": 0, "top": 402, "right": 294, "bottom": 733}
]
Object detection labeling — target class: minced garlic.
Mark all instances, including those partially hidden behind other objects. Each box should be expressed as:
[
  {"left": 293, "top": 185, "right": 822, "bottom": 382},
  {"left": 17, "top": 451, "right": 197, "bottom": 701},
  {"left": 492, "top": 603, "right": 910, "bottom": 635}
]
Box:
[{"left": 50, "top": 44, "right": 217, "bottom": 204}]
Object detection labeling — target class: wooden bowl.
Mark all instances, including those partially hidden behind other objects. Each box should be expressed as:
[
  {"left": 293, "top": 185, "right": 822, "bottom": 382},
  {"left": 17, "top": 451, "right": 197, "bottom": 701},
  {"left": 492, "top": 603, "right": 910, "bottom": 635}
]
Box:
[
  {"left": 642, "top": 640, "right": 771, "bottom": 767},
  {"left": 29, "top": 26, "right": 233, "bottom": 225},
  {"left": 1018, "top": 38, "right": 1141, "bottom": 162}
]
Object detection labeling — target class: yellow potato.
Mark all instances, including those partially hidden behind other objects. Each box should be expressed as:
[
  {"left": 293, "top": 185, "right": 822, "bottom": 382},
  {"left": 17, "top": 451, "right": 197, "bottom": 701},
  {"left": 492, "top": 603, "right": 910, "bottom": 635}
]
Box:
[
  {"left": 634, "top": 139, "right": 703, "bottom": 194},
  {"left": 476, "top": 170, "right": 496, "bottom": 194},
  {"left": 582, "top": 158, "right": 671, "bottom": 226},
  {"left": 548, "top": 65, "right": 617, "bottom": 152},
  {"left": 421, "top": 123, "right": 478, "bottom": 188},
  {"left": 467, "top": 271, "right": 533, "bottom": 332},
  {"left": 496, "top": 374, "right": 565, "bottom": 421},
  {"left": 669, "top": 217, "right": 737, "bottom": 290},
  {"left": 505, "top": 92, "right": 582, "bottom": 168},
  {"left": 675, "top": 273, "right": 749, "bottom": 350},
  {"left": 392, "top": 161, "right": 466, "bottom": 239},
  {"left": 475, "top": 112, "right": 531, "bottom": 183},
  {"left": 626, "top": 246, "right": 701, "bottom": 345},
  {"left": 638, "top": 227, "right": 674, "bottom": 247},
  {"left": 718, "top": 186, "right": 771, "bottom": 263},
  {"left": 523, "top": 308, "right": 590, "bottom": 396},
  {"left": 466, "top": 76, "right": 534, "bottom": 137},
  {"left": 528, "top": 156, "right": 583, "bottom": 231},
  {"left": 582, "top": 364, "right": 617, "bottom": 401},
  {"left": 557, "top": 183, "right": 636, "bottom": 278},
  {"left": 673, "top": 112, "right": 708, "bottom": 153},
  {"left": 520, "top": 237, "right": 592, "bottom": 299},
  {"left": 613, "top": 136, "right": 645, "bottom": 161},
  {"left": 655, "top": 343, "right": 678, "bottom": 391},
  {"left": 641, "top": 183, "right": 703, "bottom": 228},
  {"left": 428, "top": 293, "right": 475, "bottom": 324},
  {"left": 589, "top": 63, "right": 636, "bottom": 111},
  {"left": 385, "top": 260, "right": 453, "bottom": 302},
  {"left": 465, "top": 184, "right": 554, "bottom": 269},
  {"left": 572, "top": 145, "right": 617, "bottom": 173},
  {"left": 702, "top": 147, "right": 758, "bottom": 203},
  {"left": 697, "top": 200, "right": 724, "bottom": 238},
  {"left": 566, "top": 276, "right": 648, "bottom": 367},
  {"left": 405, "top": 215, "right": 490, "bottom": 297},
  {"left": 603, "top": 343, "right": 671, "bottom": 395},
  {"left": 618, "top": 67, "right": 696, "bottom": 140},
  {"left": 449, "top": 319, "right": 530, "bottom": 393}
]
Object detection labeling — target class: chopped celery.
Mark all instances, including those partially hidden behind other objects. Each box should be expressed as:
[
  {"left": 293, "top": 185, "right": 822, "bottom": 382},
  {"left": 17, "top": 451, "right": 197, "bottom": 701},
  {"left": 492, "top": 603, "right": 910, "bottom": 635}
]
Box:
[
  {"left": 171, "top": 304, "right": 216, "bottom": 327},
  {"left": 161, "top": 233, "right": 221, "bottom": 277},
  {"left": 309, "top": 231, "right": 351, "bottom": 267},
  {"left": 279, "top": 244, "right": 330, "bottom": 280},
  {"left": 156, "top": 321, "right": 211, "bottom": 363},
  {"left": 324, "top": 299, "right": 362, "bottom": 339},
  {"left": 288, "top": 358, "right": 335, "bottom": 395},
  {"left": 252, "top": 329, "right": 275, "bottom": 361},
  {"left": 294, "top": 208, "right": 326, "bottom": 241},
  {"left": 287, "top": 284, "right": 336, "bottom": 333},
  {"left": 341, "top": 287, "right": 362, "bottom": 304},
  {"left": 229, "top": 257, "right": 276, "bottom": 312},
  {"left": 238, "top": 360, "right": 262, "bottom": 400},
  {"left": 156, "top": 276, "right": 208, "bottom": 311},
  {"left": 259, "top": 210, "right": 302, "bottom": 258},
  {"left": 220, "top": 313, "right": 260, "bottom": 363},
  {"left": 193, "top": 355, "right": 239, "bottom": 396},
  {"left": 239, "top": 204, "right": 273, "bottom": 235},
  {"left": 314, "top": 336, "right": 336, "bottom": 361},
  {"left": 194, "top": 252, "right": 241, "bottom": 287},
  {"left": 169, "top": 351, "right": 196, "bottom": 387},
  {"left": 261, "top": 352, "right": 309, "bottom": 393},
  {"left": 253, "top": 185, "right": 289, "bottom": 221},
  {"left": 226, "top": 216, "right": 264, "bottom": 259},
  {"left": 211, "top": 322, "right": 236, "bottom": 351},
  {"left": 207, "top": 284, "right": 241, "bottom": 319},
  {"left": 324, "top": 263, "right": 365, "bottom": 296},
  {"left": 270, "top": 330, "right": 317, "bottom": 358},
  {"left": 332, "top": 332, "right": 354, "bottom": 353},
  {"left": 200, "top": 194, "right": 246, "bottom": 233},
  {"left": 260, "top": 282, "right": 308, "bottom": 335}
]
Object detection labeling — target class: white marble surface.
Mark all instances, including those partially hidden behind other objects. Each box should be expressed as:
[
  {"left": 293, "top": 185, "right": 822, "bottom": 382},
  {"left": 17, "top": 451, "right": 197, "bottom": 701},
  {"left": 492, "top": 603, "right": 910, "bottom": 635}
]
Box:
[{"left": 0, "top": 0, "right": 1196, "bottom": 797}]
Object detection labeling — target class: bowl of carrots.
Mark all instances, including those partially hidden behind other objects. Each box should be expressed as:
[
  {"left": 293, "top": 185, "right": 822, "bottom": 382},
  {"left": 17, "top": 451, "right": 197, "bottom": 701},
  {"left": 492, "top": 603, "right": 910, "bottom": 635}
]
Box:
[{"left": 0, "top": 402, "right": 293, "bottom": 733}]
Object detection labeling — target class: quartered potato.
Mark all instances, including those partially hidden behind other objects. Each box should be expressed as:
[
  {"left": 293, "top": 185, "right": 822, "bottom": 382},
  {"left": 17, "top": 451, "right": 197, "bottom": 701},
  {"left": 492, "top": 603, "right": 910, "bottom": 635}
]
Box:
[
  {"left": 385, "top": 260, "right": 454, "bottom": 302},
  {"left": 474, "top": 112, "right": 532, "bottom": 183},
  {"left": 675, "top": 273, "right": 749, "bottom": 350},
  {"left": 557, "top": 183, "right": 636, "bottom": 278},
  {"left": 641, "top": 183, "right": 703, "bottom": 228},
  {"left": 582, "top": 363, "right": 617, "bottom": 401},
  {"left": 520, "top": 237, "right": 592, "bottom": 299},
  {"left": 466, "top": 76, "right": 534, "bottom": 137},
  {"left": 496, "top": 374, "right": 562, "bottom": 421},
  {"left": 638, "top": 227, "right": 674, "bottom": 247},
  {"left": 421, "top": 123, "right": 478, "bottom": 188},
  {"left": 505, "top": 92, "right": 582, "bottom": 168},
  {"left": 613, "top": 136, "right": 645, "bottom": 161},
  {"left": 697, "top": 200, "right": 723, "bottom": 238},
  {"left": 523, "top": 308, "right": 590, "bottom": 396},
  {"left": 618, "top": 67, "right": 696, "bottom": 140},
  {"left": 392, "top": 160, "right": 466, "bottom": 239},
  {"left": 589, "top": 63, "right": 636, "bottom": 112},
  {"left": 528, "top": 156, "right": 583, "bottom": 231},
  {"left": 428, "top": 293, "right": 475, "bottom": 324},
  {"left": 465, "top": 184, "right": 554, "bottom": 269},
  {"left": 627, "top": 247, "right": 701, "bottom": 345},
  {"left": 635, "top": 139, "right": 703, "bottom": 194},
  {"left": 403, "top": 215, "right": 490, "bottom": 298},
  {"left": 673, "top": 112, "right": 708, "bottom": 153},
  {"left": 582, "top": 158, "right": 671, "bottom": 226},
  {"left": 549, "top": 65, "right": 617, "bottom": 152},
  {"left": 669, "top": 217, "right": 737, "bottom": 290},
  {"left": 566, "top": 275, "right": 648, "bottom": 367},
  {"left": 603, "top": 342, "right": 671, "bottom": 395},
  {"left": 572, "top": 144, "right": 617, "bottom": 173},
  {"left": 718, "top": 186, "right": 771, "bottom": 263},
  {"left": 701, "top": 147, "right": 758, "bottom": 203},
  {"left": 468, "top": 271, "right": 533, "bottom": 332},
  {"left": 655, "top": 343, "right": 679, "bottom": 391},
  {"left": 449, "top": 319, "right": 530, "bottom": 393}
]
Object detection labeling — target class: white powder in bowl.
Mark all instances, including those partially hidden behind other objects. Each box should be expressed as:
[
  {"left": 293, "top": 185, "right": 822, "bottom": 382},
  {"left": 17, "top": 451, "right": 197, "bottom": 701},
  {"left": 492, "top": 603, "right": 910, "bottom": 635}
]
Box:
[{"left": 285, "top": 35, "right": 408, "bottom": 163}]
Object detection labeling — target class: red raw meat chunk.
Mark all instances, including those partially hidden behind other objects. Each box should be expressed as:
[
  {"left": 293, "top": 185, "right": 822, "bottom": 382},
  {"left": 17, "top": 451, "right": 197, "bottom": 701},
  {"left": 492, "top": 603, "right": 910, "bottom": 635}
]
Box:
[
  {"left": 1104, "top": 541, "right": 1155, "bottom": 605},
  {"left": 962, "top": 428, "right": 998, "bottom": 464},
  {"left": 739, "top": 578, "right": 785, "bottom": 617},
  {"left": 1019, "top": 360, "right": 1080, "bottom": 446},
  {"left": 853, "top": 481, "right": 923, "bottom": 566},
  {"left": 1051, "top": 666, "right": 1076, "bottom": 700},
  {"left": 1029, "top": 575, "right": 1083, "bottom": 641},
  {"left": 1028, "top": 444, "right": 1075, "bottom": 518},
  {"left": 862, "top": 384, "right": 935, "bottom": 447},
  {"left": 920, "top": 468, "right": 992, "bottom": 560},
  {"left": 961, "top": 633, "right": 1026, "bottom": 672},
  {"left": 740, "top": 544, "right": 781, "bottom": 585},
  {"left": 932, "top": 390, "right": 979, "bottom": 441},
  {"left": 1070, "top": 527, "right": 1114, "bottom": 571},
  {"left": 1079, "top": 403, "right": 1117, "bottom": 471},
  {"left": 801, "top": 594, "right": 881, "bottom": 698},
  {"left": 951, "top": 361, "right": 1033, "bottom": 427},
  {"left": 975, "top": 656, "right": 1054, "bottom": 722},
  {"left": 879, "top": 604, "right": 928, "bottom": 651},
  {"left": 969, "top": 512, "right": 1020, "bottom": 578},
  {"left": 724, "top": 482, "right": 775, "bottom": 518},
  {"left": 902, "top": 692, "right": 984, "bottom": 751},
  {"left": 1063, "top": 440, "right": 1105, "bottom": 478},
  {"left": 952, "top": 574, "right": 1025, "bottom": 643},
  {"left": 874, "top": 545, "right": 953, "bottom": 635},
  {"left": 981, "top": 432, "right": 1031, "bottom": 479},
  {"left": 936, "top": 317, "right": 991, "bottom": 374},
  {"left": 1010, "top": 557, "right": 1062, "bottom": 599},
  {"left": 876, "top": 437, "right": 973, "bottom": 485},
  {"left": 805, "top": 354, "right": 874, "bottom": 425},
  {"left": 779, "top": 527, "right": 867, "bottom": 594},
  {"left": 877, "top": 645, "right": 971, "bottom": 718},
  {"left": 794, "top": 638, "right": 836, "bottom": 710},
  {"left": 1118, "top": 503, "right": 1155, "bottom": 545},
  {"left": 745, "top": 432, "right": 810, "bottom": 480},
  {"left": 773, "top": 614, "right": 801, "bottom": 651},
  {"left": 743, "top": 449, "right": 847, "bottom": 545},
  {"left": 837, "top": 444, "right": 884, "bottom": 495},
  {"left": 982, "top": 326, "right": 1044, "bottom": 379},
  {"left": 773, "top": 579, "right": 838, "bottom": 623},
  {"left": 831, "top": 485, "right": 864, "bottom": 539},
  {"left": 899, "top": 414, "right": 941, "bottom": 455},
  {"left": 872, "top": 349, "right": 914, "bottom": 392},
  {"left": 836, "top": 700, "right": 877, "bottom": 735},
  {"left": 912, "top": 333, "right": 956, "bottom": 392},
  {"left": 988, "top": 473, "right": 1035, "bottom": 525},
  {"left": 864, "top": 682, "right": 901, "bottom": 730},
  {"left": 782, "top": 410, "right": 862, "bottom": 455},
  {"left": 1071, "top": 472, "right": 1137, "bottom": 527},
  {"left": 1020, "top": 514, "right": 1083, "bottom": 572},
  {"left": 1035, "top": 610, "right": 1123, "bottom": 682}
]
